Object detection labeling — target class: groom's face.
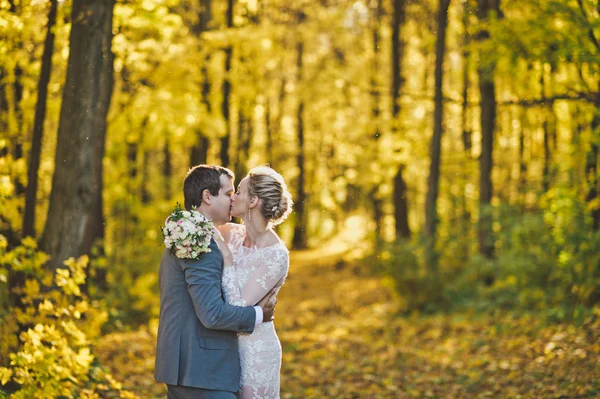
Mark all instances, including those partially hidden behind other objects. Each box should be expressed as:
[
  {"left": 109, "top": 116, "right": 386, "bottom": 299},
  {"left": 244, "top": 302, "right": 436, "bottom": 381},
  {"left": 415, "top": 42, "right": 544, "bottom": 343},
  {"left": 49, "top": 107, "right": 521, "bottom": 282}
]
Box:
[{"left": 211, "top": 175, "right": 235, "bottom": 226}]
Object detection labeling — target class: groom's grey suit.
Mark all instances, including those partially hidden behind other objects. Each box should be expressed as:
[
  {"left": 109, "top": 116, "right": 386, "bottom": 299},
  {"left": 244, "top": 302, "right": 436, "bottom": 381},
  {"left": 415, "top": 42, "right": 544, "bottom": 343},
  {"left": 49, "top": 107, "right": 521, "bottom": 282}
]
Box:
[{"left": 154, "top": 239, "right": 257, "bottom": 397}]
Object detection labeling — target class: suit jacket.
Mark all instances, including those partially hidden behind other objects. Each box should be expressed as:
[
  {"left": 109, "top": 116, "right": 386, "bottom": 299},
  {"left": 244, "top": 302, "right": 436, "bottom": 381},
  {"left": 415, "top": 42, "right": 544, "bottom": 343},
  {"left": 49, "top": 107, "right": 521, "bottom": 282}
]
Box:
[{"left": 154, "top": 239, "right": 256, "bottom": 392}]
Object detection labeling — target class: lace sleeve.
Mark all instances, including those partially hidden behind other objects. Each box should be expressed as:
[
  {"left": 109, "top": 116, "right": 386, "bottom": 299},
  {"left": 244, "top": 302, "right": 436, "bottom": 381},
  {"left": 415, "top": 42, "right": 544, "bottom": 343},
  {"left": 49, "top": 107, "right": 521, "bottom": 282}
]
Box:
[{"left": 240, "top": 248, "right": 289, "bottom": 306}]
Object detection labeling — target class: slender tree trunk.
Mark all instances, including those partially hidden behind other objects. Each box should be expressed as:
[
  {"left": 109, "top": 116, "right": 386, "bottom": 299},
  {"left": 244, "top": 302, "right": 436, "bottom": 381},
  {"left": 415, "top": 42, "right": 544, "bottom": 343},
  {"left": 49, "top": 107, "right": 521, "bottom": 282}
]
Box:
[
  {"left": 163, "top": 137, "right": 172, "bottom": 200},
  {"left": 292, "top": 14, "right": 308, "bottom": 249},
  {"left": 190, "top": 135, "right": 209, "bottom": 165},
  {"left": 425, "top": 0, "right": 450, "bottom": 271},
  {"left": 370, "top": 0, "right": 384, "bottom": 246},
  {"left": 0, "top": 66, "right": 7, "bottom": 134},
  {"left": 587, "top": 111, "right": 600, "bottom": 230},
  {"left": 269, "top": 77, "right": 287, "bottom": 169},
  {"left": 12, "top": 0, "right": 57, "bottom": 309},
  {"left": 461, "top": 1, "right": 472, "bottom": 154},
  {"left": 582, "top": 0, "right": 600, "bottom": 230},
  {"left": 392, "top": 0, "right": 410, "bottom": 239},
  {"left": 459, "top": 0, "right": 472, "bottom": 259},
  {"left": 265, "top": 96, "right": 274, "bottom": 164},
  {"left": 541, "top": 64, "right": 551, "bottom": 193},
  {"left": 40, "top": 0, "right": 115, "bottom": 274},
  {"left": 190, "top": 55, "right": 212, "bottom": 166},
  {"left": 394, "top": 166, "right": 410, "bottom": 237},
  {"left": 476, "top": 0, "right": 499, "bottom": 261},
  {"left": 127, "top": 141, "right": 138, "bottom": 187},
  {"left": 23, "top": 0, "right": 58, "bottom": 238},
  {"left": 8, "top": 0, "right": 24, "bottom": 197},
  {"left": 220, "top": 0, "right": 234, "bottom": 168},
  {"left": 518, "top": 109, "right": 528, "bottom": 204},
  {"left": 141, "top": 150, "right": 152, "bottom": 204},
  {"left": 235, "top": 104, "right": 252, "bottom": 179},
  {"left": 190, "top": 1, "right": 212, "bottom": 167}
]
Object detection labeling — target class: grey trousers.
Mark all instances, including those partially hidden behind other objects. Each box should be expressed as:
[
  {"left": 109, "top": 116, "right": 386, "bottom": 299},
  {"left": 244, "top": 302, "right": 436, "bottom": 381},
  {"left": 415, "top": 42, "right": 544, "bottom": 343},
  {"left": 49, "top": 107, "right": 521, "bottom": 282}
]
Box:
[{"left": 167, "top": 384, "right": 237, "bottom": 399}]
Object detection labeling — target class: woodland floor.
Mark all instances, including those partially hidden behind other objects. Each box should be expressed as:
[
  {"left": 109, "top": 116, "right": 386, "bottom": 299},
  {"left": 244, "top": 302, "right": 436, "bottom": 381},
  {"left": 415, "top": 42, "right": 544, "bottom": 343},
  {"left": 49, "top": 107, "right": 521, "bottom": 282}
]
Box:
[{"left": 96, "top": 218, "right": 600, "bottom": 398}]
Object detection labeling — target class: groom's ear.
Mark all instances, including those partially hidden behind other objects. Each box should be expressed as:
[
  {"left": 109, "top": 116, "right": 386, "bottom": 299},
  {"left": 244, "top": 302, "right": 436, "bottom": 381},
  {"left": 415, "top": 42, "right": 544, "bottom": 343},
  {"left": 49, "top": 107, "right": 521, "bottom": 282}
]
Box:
[{"left": 201, "top": 189, "right": 212, "bottom": 205}]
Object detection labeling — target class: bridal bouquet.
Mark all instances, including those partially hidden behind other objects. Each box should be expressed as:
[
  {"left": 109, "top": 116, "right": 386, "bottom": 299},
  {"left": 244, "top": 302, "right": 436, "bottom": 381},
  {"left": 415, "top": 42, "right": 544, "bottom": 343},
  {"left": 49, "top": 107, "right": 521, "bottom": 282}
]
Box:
[{"left": 161, "top": 204, "right": 214, "bottom": 259}]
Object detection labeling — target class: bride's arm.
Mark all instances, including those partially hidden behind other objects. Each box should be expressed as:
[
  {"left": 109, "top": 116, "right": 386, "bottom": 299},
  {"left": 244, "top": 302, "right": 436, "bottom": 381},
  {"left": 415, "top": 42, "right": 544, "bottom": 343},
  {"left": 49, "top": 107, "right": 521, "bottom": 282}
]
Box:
[{"left": 240, "top": 248, "right": 289, "bottom": 306}]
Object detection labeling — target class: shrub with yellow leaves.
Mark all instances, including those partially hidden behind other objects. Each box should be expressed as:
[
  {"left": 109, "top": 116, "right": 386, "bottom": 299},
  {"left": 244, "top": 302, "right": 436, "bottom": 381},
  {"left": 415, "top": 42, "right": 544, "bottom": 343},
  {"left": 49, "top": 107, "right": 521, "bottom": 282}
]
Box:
[{"left": 0, "top": 236, "right": 137, "bottom": 399}]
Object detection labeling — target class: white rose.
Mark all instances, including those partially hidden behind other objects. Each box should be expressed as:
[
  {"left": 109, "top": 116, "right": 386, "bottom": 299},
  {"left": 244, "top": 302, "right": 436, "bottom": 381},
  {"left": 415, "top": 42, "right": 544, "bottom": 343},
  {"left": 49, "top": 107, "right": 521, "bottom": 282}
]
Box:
[
  {"left": 183, "top": 220, "right": 196, "bottom": 232},
  {"left": 177, "top": 227, "right": 188, "bottom": 239},
  {"left": 182, "top": 211, "right": 191, "bottom": 218},
  {"left": 176, "top": 248, "right": 188, "bottom": 258}
]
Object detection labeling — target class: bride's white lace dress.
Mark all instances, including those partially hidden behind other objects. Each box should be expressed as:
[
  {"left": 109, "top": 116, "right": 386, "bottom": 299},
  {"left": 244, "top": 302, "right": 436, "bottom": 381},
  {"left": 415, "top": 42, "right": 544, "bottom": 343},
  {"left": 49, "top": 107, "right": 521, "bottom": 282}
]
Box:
[{"left": 218, "top": 223, "right": 289, "bottom": 399}]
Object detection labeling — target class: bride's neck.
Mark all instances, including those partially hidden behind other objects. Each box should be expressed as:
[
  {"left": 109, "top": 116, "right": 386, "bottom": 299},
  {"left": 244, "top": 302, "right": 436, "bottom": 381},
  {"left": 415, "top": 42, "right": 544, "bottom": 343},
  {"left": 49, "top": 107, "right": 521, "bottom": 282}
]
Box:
[{"left": 242, "top": 216, "right": 270, "bottom": 247}]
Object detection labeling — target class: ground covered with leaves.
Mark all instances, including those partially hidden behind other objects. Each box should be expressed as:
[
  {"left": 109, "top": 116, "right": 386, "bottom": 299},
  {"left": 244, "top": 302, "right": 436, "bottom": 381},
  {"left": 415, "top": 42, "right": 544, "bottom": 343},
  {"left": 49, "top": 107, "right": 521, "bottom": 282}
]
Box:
[{"left": 96, "top": 231, "right": 600, "bottom": 398}]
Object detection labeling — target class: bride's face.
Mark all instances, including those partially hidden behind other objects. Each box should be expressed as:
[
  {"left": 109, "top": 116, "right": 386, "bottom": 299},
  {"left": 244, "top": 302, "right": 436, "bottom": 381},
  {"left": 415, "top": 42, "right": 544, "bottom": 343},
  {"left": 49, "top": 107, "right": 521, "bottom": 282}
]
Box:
[{"left": 231, "top": 176, "right": 250, "bottom": 218}]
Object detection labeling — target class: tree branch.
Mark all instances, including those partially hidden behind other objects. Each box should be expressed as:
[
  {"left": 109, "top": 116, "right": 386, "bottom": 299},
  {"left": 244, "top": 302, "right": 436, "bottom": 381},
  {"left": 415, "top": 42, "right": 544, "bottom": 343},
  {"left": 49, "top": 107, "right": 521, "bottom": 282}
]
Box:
[{"left": 577, "top": 0, "right": 600, "bottom": 54}]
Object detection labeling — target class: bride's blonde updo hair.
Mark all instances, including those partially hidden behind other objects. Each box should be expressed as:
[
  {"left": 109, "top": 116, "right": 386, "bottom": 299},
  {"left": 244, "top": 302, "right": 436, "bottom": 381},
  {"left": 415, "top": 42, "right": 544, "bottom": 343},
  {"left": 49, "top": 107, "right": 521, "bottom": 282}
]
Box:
[{"left": 247, "top": 165, "right": 293, "bottom": 226}]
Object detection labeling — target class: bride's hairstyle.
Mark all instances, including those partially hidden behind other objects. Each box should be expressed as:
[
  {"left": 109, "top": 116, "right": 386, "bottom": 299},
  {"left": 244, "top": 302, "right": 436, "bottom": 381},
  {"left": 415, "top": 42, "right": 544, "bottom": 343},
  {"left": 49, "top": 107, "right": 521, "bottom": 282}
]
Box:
[{"left": 247, "top": 166, "right": 293, "bottom": 226}]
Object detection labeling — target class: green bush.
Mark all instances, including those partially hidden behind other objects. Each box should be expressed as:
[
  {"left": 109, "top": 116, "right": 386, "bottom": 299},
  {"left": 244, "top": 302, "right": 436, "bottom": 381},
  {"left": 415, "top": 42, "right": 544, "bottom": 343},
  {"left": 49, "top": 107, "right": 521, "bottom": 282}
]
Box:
[
  {"left": 0, "top": 236, "right": 136, "bottom": 398},
  {"left": 376, "top": 188, "right": 600, "bottom": 321}
]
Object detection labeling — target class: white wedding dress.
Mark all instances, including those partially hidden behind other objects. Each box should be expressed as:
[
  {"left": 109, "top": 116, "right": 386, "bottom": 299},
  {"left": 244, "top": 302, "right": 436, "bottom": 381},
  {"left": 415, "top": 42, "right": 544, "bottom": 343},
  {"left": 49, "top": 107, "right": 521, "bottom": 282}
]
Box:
[{"left": 217, "top": 223, "right": 289, "bottom": 399}]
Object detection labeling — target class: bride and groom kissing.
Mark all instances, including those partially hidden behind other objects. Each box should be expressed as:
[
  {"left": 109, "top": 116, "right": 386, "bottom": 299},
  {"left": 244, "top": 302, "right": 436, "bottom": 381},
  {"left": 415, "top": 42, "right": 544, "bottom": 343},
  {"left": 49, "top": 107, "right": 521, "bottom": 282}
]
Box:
[{"left": 155, "top": 164, "right": 294, "bottom": 399}]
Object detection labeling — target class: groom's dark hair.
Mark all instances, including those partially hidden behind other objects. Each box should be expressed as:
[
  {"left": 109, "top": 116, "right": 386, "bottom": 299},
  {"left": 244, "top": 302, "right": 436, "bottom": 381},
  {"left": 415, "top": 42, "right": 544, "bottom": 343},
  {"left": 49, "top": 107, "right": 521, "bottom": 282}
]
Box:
[{"left": 184, "top": 165, "right": 234, "bottom": 210}]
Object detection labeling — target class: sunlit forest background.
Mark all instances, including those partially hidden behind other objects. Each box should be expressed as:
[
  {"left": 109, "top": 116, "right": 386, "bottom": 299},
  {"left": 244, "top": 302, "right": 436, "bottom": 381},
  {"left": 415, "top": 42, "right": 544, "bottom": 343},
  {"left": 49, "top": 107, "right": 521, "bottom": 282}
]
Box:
[{"left": 1, "top": 0, "right": 600, "bottom": 397}]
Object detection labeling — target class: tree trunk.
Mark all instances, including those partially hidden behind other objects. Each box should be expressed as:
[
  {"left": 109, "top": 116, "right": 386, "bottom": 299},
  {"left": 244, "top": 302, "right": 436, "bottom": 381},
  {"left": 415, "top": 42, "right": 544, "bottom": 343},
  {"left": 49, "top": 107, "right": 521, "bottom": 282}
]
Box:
[
  {"left": 425, "top": 0, "right": 450, "bottom": 271},
  {"left": 586, "top": 112, "right": 600, "bottom": 230},
  {"left": 265, "top": 96, "right": 274, "bottom": 165},
  {"left": 0, "top": 66, "right": 7, "bottom": 134},
  {"left": 394, "top": 166, "right": 410, "bottom": 238},
  {"left": 292, "top": 15, "right": 308, "bottom": 249},
  {"left": 459, "top": 0, "right": 472, "bottom": 259},
  {"left": 81, "top": 0, "right": 114, "bottom": 296},
  {"left": 269, "top": 77, "right": 287, "bottom": 169},
  {"left": 190, "top": 135, "right": 209, "bottom": 166},
  {"left": 476, "top": 0, "right": 499, "bottom": 261},
  {"left": 40, "top": 0, "right": 115, "bottom": 274},
  {"left": 541, "top": 65, "right": 551, "bottom": 193},
  {"left": 220, "top": 0, "right": 234, "bottom": 168},
  {"left": 141, "top": 149, "right": 152, "bottom": 204},
  {"left": 23, "top": 0, "right": 58, "bottom": 238},
  {"left": 190, "top": 1, "right": 212, "bottom": 167},
  {"left": 234, "top": 104, "right": 252, "bottom": 179},
  {"left": 163, "top": 137, "right": 172, "bottom": 200},
  {"left": 392, "top": 0, "right": 410, "bottom": 239},
  {"left": 12, "top": 0, "right": 57, "bottom": 309},
  {"left": 518, "top": 109, "right": 528, "bottom": 204},
  {"left": 461, "top": 1, "right": 472, "bottom": 154},
  {"left": 10, "top": 0, "right": 24, "bottom": 197},
  {"left": 370, "top": 0, "right": 384, "bottom": 246}
]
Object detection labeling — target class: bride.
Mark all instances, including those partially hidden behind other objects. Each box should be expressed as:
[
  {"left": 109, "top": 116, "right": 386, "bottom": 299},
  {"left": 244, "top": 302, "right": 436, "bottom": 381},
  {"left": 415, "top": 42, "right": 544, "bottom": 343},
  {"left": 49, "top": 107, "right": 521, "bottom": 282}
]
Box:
[{"left": 214, "top": 165, "right": 293, "bottom": 399}]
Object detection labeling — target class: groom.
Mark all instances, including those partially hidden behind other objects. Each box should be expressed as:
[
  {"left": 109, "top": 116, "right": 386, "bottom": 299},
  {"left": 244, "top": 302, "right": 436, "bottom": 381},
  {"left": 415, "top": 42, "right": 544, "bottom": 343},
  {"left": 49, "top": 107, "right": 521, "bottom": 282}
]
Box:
[{"left": 155, "top": 165, "right": 276, "bottom": 399}]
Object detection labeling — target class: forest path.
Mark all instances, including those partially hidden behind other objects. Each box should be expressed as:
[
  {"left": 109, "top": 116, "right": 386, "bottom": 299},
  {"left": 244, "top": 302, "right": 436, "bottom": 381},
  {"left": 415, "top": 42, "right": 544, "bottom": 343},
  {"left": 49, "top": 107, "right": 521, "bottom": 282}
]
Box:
[{"left": 97, "top": 217, "right": 600, "bottom": 398}]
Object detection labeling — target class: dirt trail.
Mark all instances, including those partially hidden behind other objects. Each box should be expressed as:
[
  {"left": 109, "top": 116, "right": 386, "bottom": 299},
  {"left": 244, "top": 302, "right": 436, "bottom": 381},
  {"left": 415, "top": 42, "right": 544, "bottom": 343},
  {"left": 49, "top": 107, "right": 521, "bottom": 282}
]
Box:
[{"left": 97, "top": 218, "right": 600, "bottom": 398}]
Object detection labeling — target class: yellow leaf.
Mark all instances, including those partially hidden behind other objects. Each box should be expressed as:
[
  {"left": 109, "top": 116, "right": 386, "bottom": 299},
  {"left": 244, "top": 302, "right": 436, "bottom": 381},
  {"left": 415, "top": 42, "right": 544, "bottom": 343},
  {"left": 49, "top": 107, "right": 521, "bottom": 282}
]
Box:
[
  {"left": 75, "top": 348, "right": 94, "bottom": 368},
  {"left": 0, "top": 367, "right": 13, "bottom": 385},
  {"left": 23, "top": 279, "right": 40, "bottom": 297},
  {"left": 38, "top": 299, "right": 54, "bottom": 312}
]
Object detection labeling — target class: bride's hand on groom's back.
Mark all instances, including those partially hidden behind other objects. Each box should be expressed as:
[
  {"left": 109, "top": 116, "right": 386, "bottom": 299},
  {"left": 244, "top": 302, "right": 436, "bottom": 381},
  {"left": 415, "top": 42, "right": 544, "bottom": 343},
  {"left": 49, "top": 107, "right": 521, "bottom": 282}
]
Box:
[{"left": 257, "top": 289, "right": 277, "bottom": 322}]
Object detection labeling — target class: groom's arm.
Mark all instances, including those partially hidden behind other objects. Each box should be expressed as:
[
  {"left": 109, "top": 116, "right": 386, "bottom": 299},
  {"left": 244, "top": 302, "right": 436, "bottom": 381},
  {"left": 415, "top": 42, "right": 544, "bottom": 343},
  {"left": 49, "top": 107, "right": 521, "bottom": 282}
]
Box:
[{"left": 182, "top": 241, "right": 256, "bottom": 333}]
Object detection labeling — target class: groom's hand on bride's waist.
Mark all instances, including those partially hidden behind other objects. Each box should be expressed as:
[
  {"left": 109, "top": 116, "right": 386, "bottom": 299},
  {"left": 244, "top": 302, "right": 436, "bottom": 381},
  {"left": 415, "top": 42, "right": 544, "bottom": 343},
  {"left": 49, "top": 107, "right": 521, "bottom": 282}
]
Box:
[{"left": 257, "top": 289, "right": 277, "bottom": 323}]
